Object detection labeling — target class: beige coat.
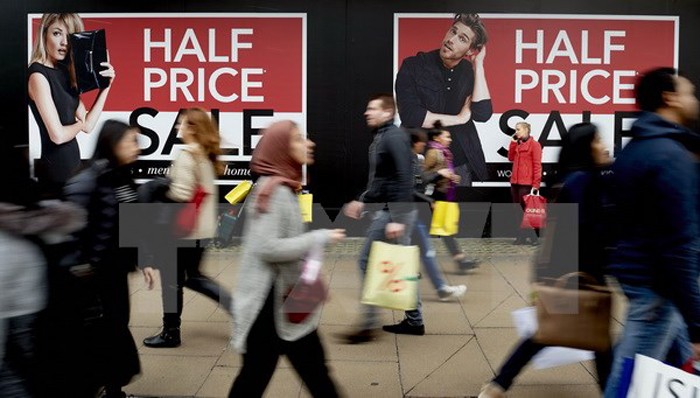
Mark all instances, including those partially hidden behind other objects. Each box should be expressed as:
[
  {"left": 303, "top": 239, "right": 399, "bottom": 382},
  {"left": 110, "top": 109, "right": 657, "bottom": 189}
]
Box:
[{"left": 166, "top": 144, "right": 218, "bottom": 239}]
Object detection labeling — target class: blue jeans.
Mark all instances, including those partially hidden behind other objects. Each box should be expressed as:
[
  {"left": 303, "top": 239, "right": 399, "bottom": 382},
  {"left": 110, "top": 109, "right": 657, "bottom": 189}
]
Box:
[
  {"left": 604, "top": 283, "right": 692, "bottom": 398},
  {"left": 358, "top": 209, "right": 422, "bottom": 328},
  {"left": 414, "top": 220, "right": 446, "bottom": 291}
]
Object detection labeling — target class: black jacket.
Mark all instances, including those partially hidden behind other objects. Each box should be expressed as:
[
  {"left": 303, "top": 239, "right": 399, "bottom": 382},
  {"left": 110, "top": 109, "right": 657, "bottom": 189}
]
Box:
[
  {"left": 396, "top": 49, "right": 493, "bottom": 181},
  {"left": 359, "top": 122, "right": 415, "bottom": 223},
  {"left": 64, "top": 161, "right": 138, "bottom": 269}
]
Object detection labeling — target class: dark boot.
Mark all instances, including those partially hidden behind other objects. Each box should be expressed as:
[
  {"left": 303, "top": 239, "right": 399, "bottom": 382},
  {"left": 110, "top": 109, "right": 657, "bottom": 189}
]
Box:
[{"left": 143, "top": 327, "right": 181, "bottom": 348}]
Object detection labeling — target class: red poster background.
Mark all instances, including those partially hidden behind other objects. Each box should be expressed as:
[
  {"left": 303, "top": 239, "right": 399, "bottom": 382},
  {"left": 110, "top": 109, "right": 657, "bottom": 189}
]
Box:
[
  {"left": 397, "top": 16, "right": 676, "bottom": 114},
  {"left": 29, "top": 15, "right": 304, "bottom": 113}
]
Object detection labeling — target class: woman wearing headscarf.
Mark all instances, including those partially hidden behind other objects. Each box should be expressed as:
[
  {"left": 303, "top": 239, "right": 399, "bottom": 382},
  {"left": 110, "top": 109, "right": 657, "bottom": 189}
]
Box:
[{"left": 229, "top": 120, "right": 344, "bottom": 397}]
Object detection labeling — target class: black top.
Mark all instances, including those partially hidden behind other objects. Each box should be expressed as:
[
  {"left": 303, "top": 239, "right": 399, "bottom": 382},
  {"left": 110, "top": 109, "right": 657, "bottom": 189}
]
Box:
[
  {"left": 64, "top": 161, "right": 138, "bottom": 269},
  {"left": 28, "top": 62, "right": 80, "bottom": 186},
  {"left": 358, "top": 122, "right": 415, "bottom": 224},
  {"left": 396, "top": 50, "right": 493, "bottom": 181}
]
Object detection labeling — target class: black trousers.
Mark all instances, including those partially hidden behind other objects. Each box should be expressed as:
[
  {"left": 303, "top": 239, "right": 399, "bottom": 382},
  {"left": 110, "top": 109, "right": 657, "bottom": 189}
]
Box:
[
  {"left": 229, "top": 289, "right": 339, "bottom": 398},
  {"left": 0, "top": 314, "right": 38, "bottom": 397},
  {"left": 492, "top": 337, "right": 612, "bottom": 391},
  {"left": 95, "top": 265, "right": 140, "bottom": 388},
  {"left": 161, "top": 239, "right": 232, "bottom": 328}
]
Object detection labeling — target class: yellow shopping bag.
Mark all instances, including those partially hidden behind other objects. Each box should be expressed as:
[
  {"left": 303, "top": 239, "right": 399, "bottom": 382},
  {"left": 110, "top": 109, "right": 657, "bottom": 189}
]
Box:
[
  {"left": 298, "top": 193, "right": 313, "bottom": 223},
  {"left": 224, "top": 181, "right": 253, "bottom": 205},
  {"left": 361, "top": 241, "right": 420, "bottom": 310},
  {"left": 429, "top": 201, "right": 459, "bottom": 236}
]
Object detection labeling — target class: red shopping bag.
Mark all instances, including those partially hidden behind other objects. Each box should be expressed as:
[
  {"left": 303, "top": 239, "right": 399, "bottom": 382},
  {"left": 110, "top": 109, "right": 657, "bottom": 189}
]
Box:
[
  {"left": 521, "top": 194, "right": 547, "bottom": 229},
  {"left": 174, "top": 185, "right": 208, "bottom": 238}
]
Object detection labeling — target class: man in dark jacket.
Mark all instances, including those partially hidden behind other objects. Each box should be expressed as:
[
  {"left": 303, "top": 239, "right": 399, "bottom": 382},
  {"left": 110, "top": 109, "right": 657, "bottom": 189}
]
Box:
[
  {"left": 604, "top": 67, "right": 700, "bottom": 397},
  {"left": 341, "top": 94, "right": 421, "bottom": 343},
  {"left": 395, "top": 13, "right": 492, "bottom": 185}
]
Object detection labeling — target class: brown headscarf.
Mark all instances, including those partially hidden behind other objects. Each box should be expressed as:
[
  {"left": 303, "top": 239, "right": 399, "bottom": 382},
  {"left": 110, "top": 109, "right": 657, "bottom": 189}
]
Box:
[{"left": 250, "top": 120, "right": 303, "bottom": 213}]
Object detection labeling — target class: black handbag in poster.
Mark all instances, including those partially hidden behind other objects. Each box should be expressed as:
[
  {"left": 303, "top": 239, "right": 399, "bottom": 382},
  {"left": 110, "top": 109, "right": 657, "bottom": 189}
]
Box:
[{"left": 69, "top": 29, "right": 110, "bottom": 93}]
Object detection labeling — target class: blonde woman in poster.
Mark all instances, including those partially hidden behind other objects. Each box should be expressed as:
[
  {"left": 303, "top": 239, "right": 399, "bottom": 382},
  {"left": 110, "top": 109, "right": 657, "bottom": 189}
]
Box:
[{"left": 28, "top": 13, "right": 116, "bottom": 197}]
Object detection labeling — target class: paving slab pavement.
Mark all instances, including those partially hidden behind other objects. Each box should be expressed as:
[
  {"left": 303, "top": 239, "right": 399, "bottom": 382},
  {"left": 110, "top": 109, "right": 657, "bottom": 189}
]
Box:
[{"left": 124, "top": 238, "right": 620, "bottom": 398}]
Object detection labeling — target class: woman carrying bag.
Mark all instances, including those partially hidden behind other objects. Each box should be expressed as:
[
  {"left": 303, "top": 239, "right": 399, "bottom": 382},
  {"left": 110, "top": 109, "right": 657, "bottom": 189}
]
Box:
[
  {"left": 229, "top": 120, "right": 344, "bottom": 397},
  {"left": 508, "top": 121, "right": 543, "bottom": 245},
  {"left": 423, "top": 122, "right": 478, "bottom": 272},
  {"left": 478, "top": 122, "right": 614, "bottom": 398},
  {"left": 142, "top": 108, "right": 232, "bottom": 348}
]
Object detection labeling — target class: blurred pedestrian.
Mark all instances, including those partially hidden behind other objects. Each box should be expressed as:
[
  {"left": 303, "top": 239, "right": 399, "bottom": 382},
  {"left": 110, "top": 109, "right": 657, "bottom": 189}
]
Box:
[
  {"left": 424, "top": 122, "right": 479, "bottom": 271},
  {"left": 64, "top": 120, "right": 141, "bottom": 398},
  {"left": 142, "top": 108, "right": 232, "bottom": 348},
  {"left": 341, "top": 94, "right": 422, "bottom": 343},
  {"left": 0, "top": 141, "right": 85, "bottom": 396},
  {"left": 229, "top": 120, "right": 343, "bottom": 397},
  {"left": 604, "top": 67, "right": 700, "bottom": 397},
  {"left": 478, "top": 122, "right": 613, "bottom": 397},
  {"left": 409, "top": 128, "right": 467, "bottom": 301}
]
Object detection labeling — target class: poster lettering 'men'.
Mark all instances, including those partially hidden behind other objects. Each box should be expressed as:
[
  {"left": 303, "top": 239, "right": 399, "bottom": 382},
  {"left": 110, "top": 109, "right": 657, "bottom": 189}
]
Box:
[
  {"left": 514, "top": 29, "right": 636, "bottom": 105},
  {"left": 142, "top": 28, "right": 264, "bottom": 103}
]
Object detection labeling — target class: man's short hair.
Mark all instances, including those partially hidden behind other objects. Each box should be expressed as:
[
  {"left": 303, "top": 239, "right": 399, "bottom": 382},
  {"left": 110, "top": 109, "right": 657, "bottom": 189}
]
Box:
[
  {"left": 369, "top": 93, "right": 396, "bottom": 113},
  {"left": 454, "top": 13, "right": 488, "bottom": 50},
  {"left": 636, "top": 67, "right": 679, "bottom": 112}
]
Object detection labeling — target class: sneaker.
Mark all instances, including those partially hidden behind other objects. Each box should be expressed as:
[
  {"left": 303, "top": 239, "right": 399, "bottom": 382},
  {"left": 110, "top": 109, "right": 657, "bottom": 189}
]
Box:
[
  {"left": 478, "top": 382, "right": 506, "bottom": 398},
  {"left": 437, "top": 284, "right": 467, "bottom": 301},
  {"left": 338, "top": 328, "right": 377, "bottom": 344},
  {"left": 513, "top": 237, "right": 527, "bottom": 245},
  {"left": 382, "top": 319, "right": 425, "bottom": 336}
]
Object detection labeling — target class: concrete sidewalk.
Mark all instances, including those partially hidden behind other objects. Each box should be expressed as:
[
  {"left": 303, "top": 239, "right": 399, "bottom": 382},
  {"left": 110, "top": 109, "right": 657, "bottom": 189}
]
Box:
[{"left": 123, "top": 238, "right": 624, "bottom": 397}]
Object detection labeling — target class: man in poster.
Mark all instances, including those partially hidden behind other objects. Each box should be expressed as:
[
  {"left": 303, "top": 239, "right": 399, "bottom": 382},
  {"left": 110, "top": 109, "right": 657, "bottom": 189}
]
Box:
[{"left": 396, "top": 13, "right": 492, "bottom": 186}]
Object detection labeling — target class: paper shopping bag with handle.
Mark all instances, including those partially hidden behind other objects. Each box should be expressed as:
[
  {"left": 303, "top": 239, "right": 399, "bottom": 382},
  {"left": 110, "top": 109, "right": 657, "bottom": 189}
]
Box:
[
  {"left": 429, "top": 201, "right": 460, "bottom": 236},
  {"left": 361, "top": 241, "right": 420, "bottom": 310},
  {"left": 224, "top": 181, "right": 253, "bottom": 205},
  {"left": 521, "top": 193, "right": 547, "bottom": 229}
]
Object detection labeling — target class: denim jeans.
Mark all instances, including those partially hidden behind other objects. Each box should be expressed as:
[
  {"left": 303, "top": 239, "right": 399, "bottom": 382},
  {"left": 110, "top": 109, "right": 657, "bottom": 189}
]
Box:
[
  {"left": 414, "top": 220, "right": 446, "bottom": 291},
  {"left": 603, "top": 283, "right": 692, "bottom": 398},
  {"left": 358, "top": 209, "right": 421, "bottom": 328}
]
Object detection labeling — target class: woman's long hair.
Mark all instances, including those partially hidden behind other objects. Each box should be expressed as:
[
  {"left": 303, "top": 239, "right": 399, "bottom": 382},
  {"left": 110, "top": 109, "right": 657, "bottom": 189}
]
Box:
[
  {"left": 182, "top": 108, "right": 223, "bottom": 175},
  {"left": 92, "top": 119, "right": 133, "bottom": 167},
  {"left": 29, "top": 13, "right": 84, "bottom": 89},
  {"left": 551, "top": 122, "right": 599, "bottom": 186}
]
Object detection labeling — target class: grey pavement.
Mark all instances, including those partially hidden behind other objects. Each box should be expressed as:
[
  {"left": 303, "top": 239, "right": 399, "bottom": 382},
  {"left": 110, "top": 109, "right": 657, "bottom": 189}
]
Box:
[{"left": 123, "top": 238, "right": 625, "bottom": 397}]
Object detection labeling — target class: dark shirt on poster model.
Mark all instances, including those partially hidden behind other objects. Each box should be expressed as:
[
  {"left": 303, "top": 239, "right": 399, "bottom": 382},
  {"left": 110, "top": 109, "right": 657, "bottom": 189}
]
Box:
[{"left": 396, "top": 49, "right": 493, "bottom": 183}]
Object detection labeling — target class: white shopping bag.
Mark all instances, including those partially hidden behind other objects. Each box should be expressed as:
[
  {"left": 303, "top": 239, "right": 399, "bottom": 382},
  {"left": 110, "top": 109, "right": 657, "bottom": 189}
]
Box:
[
  {"left": 511, "top": 307, "right": 594, "bottom": 369},
  {"left": 626, "top": 354, "right": 700, "bottom": 398}
]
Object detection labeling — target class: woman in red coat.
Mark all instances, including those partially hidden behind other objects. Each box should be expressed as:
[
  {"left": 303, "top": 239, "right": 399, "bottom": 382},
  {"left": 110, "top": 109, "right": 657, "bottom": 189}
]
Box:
[{"left": 508, "top": 121, "right": 542, "bottom": 245}]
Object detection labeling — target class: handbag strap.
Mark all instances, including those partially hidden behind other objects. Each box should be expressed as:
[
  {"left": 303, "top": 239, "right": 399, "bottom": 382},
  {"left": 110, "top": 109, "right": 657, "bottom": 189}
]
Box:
[{"left": 554, "top": 272, "right": 602, "bottom": 289}]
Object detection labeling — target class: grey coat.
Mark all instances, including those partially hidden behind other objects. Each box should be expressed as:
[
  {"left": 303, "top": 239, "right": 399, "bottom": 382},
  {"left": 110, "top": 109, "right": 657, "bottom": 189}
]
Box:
[{"left": 232, "top": 179, "right": 330, "bottom": 353}]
